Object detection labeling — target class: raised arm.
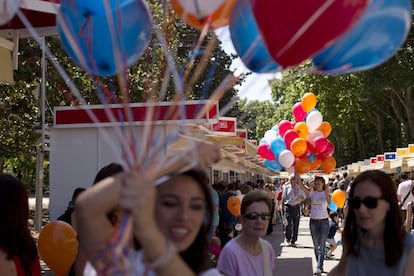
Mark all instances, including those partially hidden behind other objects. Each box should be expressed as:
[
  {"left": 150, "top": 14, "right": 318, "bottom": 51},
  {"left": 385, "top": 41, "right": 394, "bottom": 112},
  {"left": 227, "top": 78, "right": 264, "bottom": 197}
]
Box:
[
  {"left": 75, "top": 173, "right": 124, "bottom": 257},
  {"left": 297, "top": 174, "right": 310, "bottom": 197}
]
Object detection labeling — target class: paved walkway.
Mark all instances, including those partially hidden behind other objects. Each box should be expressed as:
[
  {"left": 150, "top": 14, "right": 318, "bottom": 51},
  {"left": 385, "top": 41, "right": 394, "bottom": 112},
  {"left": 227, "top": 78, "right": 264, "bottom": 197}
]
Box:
[{"left": 263, "top": 216, "right": 342, "bottom": 276}]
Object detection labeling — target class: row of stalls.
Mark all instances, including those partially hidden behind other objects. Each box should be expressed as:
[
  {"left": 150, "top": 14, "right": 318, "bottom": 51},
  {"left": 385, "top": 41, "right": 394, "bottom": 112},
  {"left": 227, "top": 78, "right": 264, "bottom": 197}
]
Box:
[
  {"left": 346, "top": 145, "right": 414, "bottom": 180},
  {"left": 49, "top": 102, "right": 273, "bottom": 219}
]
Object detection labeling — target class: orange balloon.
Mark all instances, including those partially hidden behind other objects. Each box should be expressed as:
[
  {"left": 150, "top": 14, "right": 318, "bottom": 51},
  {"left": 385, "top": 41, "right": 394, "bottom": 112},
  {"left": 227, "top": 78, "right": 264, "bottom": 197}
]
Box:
[
  {"left": 332, "top": 189, "right": 346, "bottom": 208},
  {"left": 317, "top": 121, "right": 332, "bottom": 138},
  {"left": 294, "top": 122, "right": 309, "bottom": 139},
  {"left": 227, "top": 195, "right": 241, "bottom": 216},
  {"left": 321, "top": 156, "right": 336, "bottom": 173},
  {"left": 38, "top": 221, "right": 78, "bottom": 276},
  {"left": 310, "top": 159, "right": 322, "bottom": 171},
  {"left": 171, "top": 0, "right": 236, "bottom": 30},
  {"left": 290, "top": 138, "right": 307, "bottom": 157},
  {"left": 295, "top": 158, "right": 312, "bottom": 174},
  {"left": 301, "top": 92, "right": 317, "bottom": 112}
]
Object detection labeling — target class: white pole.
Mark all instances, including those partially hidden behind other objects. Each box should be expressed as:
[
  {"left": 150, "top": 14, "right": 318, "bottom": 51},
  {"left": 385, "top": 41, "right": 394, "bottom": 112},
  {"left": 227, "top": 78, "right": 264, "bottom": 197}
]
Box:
[{"left": 34, "top": 37, "right": 46, "bottom": 232}]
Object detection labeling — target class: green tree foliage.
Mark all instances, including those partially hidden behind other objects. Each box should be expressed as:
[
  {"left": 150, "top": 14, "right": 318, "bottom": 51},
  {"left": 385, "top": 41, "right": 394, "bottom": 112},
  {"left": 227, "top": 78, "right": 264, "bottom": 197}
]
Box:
[{"left": 237, "top": 98, "right": 278, "bottom": 141}]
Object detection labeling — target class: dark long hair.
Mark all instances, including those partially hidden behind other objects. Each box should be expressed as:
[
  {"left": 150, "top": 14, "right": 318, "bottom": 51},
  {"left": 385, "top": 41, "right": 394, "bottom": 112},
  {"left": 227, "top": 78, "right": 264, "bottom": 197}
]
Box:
[
  {"left": 132, "top": 170, "right": 213, "bottom": 272},
  {"left": 343, "top": 170, "right": 405, "bottom": 266},
  {"left": 0, "top": 174, "right": 38, "bottom": 275},
  {"left": 177, "top": 170, "right": 213, "bottom": 273}
]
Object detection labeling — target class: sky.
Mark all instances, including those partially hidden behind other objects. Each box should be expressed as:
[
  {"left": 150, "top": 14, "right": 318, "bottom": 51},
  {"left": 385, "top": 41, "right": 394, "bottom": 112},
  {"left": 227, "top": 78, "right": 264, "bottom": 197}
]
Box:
[{"left": 215, "top": 27, "right": 281, "bottom": 102}]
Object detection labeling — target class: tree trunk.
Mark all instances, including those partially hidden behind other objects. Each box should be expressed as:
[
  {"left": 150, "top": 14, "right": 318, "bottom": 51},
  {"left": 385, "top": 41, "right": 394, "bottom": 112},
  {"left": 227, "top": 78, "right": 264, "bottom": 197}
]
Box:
[
  {"left": 0, "top": 159, "right": 3, "bottom": 173},
  {"left": 389, "top": 92, "right": 408, "bottom": 144},
  {"left": 402, "top": 87, "right": 414, "bottom": 141},
  {"left": 355, "top": 121, "right": 365, "bottom": 159},
  {"left": 373, "top": 110, "right": 384, "bottom": 153}
]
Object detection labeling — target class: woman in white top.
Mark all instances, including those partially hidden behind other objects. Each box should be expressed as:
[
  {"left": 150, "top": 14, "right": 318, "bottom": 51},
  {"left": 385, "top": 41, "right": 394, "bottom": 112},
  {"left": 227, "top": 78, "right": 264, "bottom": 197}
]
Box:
[
  {"left": 300, "top": 176, "right": 330, "bottom": 275},
  {"left": 76, "top": 143, "right": 223, "bottom": 276}
]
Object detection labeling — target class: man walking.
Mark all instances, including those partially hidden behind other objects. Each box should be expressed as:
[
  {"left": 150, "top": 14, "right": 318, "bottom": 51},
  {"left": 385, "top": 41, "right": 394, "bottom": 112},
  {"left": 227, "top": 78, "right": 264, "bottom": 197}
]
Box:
[
  {"left": 283, "top": 173, "right": 306, "bottom": 246},
  {"left": 397, "top": 173, "right": 414, "bottom": 223}
]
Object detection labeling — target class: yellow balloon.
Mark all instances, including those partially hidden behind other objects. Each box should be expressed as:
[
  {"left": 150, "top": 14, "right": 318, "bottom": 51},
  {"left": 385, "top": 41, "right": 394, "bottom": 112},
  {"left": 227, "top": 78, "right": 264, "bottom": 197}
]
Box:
[
  {"left": 227, "top": 196, "right": 241, "bottom": 216},
  {"left": 295, "top": 158, "right": 312, "bottom": 174},
  {"left": 301, "top": 92, "right": 317, "bottom": 112},
  {"left": 321, "top": 156, "right": 336, "bottom": 173},
  {"left": 317, "top": 121, "right": 332, "bottom": 137},
  {"left": 38, "top": 221, "right": 78, "bottom": 276},
  {"left": 294, "top": 122, "right": 309, "bottom": 139},
  {"left": 332, "top": 189, "right": 346, "bottom": 208},
  {"left": 290, "top": 138, "right": 307, "bottom": 157}
]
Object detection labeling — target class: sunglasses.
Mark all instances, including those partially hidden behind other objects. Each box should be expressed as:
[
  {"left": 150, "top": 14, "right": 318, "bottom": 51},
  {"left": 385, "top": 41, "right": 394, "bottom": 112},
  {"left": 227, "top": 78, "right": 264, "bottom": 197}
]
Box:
[
  {"left": 348, "top": 197, "right": 385, "bottom": 209},
  {"left": 244, "top": 212, "right": 271, "bottom": 220}
]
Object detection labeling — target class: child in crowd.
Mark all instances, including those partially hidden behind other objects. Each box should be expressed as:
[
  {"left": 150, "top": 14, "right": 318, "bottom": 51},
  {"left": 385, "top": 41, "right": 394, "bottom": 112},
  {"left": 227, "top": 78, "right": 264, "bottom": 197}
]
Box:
[
  {"left": 209, "top": 236, "right": 222, "bottom": 262},
  {"left": 326, "top": 212, "right": 341, "bottom": 259}
]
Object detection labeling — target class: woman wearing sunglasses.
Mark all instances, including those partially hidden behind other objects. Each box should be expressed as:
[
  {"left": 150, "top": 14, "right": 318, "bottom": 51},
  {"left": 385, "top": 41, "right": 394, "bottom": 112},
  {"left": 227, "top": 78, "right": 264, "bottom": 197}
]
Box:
[
  {"left": 217, "top": 191, "right": 276, "bottom": 276},
  {"left": 329, "top": 170, "right": 414, "bottom": 276}
]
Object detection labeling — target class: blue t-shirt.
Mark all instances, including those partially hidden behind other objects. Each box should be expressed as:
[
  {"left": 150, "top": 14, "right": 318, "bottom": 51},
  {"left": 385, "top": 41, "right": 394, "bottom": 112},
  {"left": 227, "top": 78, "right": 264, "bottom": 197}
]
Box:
[
  {"left": 328, "top": 221, "right": 339, "bottom": 239},
  {"left": 219, "top": 192, "right": 238, "bottom": 224}
]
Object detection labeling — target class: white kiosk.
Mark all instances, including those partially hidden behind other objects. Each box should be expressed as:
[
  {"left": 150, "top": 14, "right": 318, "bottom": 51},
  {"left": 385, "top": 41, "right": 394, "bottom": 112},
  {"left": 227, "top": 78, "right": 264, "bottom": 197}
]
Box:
[{"left": 49, "top": 101, "right": 218, "bottom": 219}]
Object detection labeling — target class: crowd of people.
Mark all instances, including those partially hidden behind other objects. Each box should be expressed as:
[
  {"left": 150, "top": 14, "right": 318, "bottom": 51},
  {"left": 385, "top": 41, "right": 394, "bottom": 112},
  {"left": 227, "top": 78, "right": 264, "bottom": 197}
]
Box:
[{"left": 2, "top": 146, "right": 414, "bottom": 275}]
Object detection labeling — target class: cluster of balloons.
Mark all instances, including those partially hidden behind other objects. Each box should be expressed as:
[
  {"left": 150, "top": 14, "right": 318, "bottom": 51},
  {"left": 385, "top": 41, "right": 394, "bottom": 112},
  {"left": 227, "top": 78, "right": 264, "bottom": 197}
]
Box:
[
  {"left": 38, "top": 221, "right": 78, "bottom": 276},
  {"left": 258, "top": 93, "right": 336, "bottom": 174}
]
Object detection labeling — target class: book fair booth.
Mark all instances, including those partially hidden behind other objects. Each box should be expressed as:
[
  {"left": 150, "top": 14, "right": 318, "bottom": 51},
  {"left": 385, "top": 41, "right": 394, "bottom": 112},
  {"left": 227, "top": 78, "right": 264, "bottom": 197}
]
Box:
[{"left": 48, "top": 101, "right": 272, "bottom": 219}]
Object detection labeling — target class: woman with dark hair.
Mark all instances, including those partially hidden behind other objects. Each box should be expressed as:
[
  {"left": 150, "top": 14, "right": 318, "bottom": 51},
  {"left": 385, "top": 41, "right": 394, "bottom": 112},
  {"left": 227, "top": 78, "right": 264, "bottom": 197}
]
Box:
[
  {"left": 76, "top": 143, "right": 222, "bottom": 275},
  {"left": 329, "top": 170, "right": 414, "bottom": 276},
  {"left": 217, "top": 190, "right": 276, "bottom": 276},
  {"left": 0, "top": 174, "right": 41, "bottom": 276},
  {"left": 299, "top": 176, "right": 330, "bottom": 275}
]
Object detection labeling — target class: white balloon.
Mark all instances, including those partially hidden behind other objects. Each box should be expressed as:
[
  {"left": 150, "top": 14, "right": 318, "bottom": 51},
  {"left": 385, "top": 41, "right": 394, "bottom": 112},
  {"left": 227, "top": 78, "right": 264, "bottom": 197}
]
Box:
[
  {"left": 0, "top": 0, "right": 19, "bottom": 25},
  {"left": 278, "top": 150, "right": 295, "bottom": 168},
  {"left": 264, "top": 129, "right": 278, "bottom": 142},
  {"left": 177, "top": 0, "right": 225, "bottom": 19},
  {"left": 306, "top": 111, "right": 323, "bottom": 132}
]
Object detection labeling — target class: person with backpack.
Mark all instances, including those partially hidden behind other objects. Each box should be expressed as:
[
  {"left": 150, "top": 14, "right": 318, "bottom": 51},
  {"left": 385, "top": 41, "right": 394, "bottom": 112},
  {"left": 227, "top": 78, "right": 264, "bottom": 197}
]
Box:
[
  {"left": 397, "top": 173, "right": 414, "bottom": 223},
  {"left": 405, "top": 185, "right": 414, "bottom": 232}
]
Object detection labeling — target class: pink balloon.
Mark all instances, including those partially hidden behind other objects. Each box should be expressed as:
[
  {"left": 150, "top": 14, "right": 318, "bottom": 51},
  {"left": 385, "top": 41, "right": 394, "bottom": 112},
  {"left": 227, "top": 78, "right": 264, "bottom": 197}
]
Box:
[
  {"left": 257, "top": 143, "right": 275, "bottom": 160},
  {"left": 306, "top": 130, "right": 323, "bottom": 143},
  {"left": 278, "top": 120, "right": 293, "bottom": 137},
  {"left": 292, "top": 102, "right": 306, "bottom": 122},
  {"left": 313, "top": 136, "right": 328, "bottom": 154},
  {"left": 283, "top": 129, "right": 299, "bottom": 149},
  {"left": 318, "top": 141, "right": 335, "bottom": 160}
]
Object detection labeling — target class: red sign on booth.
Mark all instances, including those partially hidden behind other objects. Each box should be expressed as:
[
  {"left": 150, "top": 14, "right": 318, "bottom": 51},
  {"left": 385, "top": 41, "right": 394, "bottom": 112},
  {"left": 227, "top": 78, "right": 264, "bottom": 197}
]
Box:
[
  {"left": 376, "top": 155, "right": 385, "bottom": 162},
  {"left": 207, "top": 117, "right": 237, "bottom": 136},
  {"left": 370, "top": 157, "right": 377, "bottom": 164},
  {"left": 249, "top": 139, "right": 258, "bottom": 146},
  {"left": 236, "top": 129, "right": 247, "bottom": 139}
]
